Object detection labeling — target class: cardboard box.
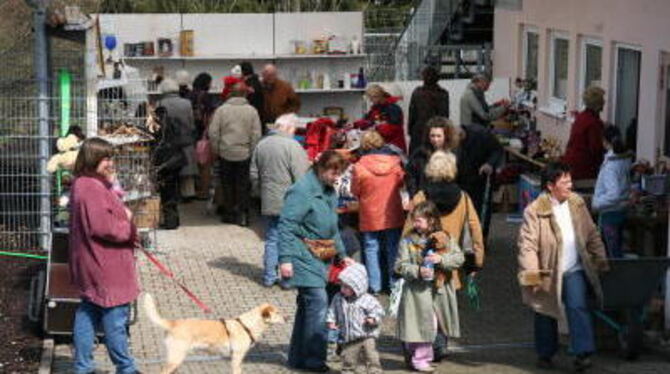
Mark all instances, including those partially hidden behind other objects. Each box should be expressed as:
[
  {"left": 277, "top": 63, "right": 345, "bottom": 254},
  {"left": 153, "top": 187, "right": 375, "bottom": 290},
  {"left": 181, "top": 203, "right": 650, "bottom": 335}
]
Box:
[{"left": 180, "top": 30, "right": 194, "bottom": 56}]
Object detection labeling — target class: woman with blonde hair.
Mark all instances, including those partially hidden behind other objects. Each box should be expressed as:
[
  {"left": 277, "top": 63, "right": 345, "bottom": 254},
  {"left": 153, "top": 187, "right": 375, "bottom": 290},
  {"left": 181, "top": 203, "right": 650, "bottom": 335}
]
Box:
[
  {"left": 352, "top": 130, "right": 406, "bottom": 294},
  {"left": 358, "top": 84, "right": 407, "bottom": 152},
  {"left": 404, "top": 150, "right": 485, "bottom": 361}
]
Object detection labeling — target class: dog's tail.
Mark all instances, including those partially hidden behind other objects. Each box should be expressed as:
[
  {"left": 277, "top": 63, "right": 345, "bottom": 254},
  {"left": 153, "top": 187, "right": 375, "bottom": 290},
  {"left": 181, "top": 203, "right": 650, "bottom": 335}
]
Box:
[{"left": 143, "top": 293, "right": 173, "bottom": 330}]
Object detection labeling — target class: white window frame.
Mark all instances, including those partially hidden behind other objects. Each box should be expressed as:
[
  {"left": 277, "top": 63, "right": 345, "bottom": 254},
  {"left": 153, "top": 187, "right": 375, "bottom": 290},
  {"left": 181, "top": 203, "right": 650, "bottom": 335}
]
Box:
[
  {"left": 610, "top": 42, "right": 643, "bottom": 124},
  {"left": 522, "top": 25, "right": 539, "bottom": 82},
  {"left": 548, "top": 31, "right": 570, "bottom": 113},
  {"left": 578, "top": 37, "right": 603, "bottom": 109}
]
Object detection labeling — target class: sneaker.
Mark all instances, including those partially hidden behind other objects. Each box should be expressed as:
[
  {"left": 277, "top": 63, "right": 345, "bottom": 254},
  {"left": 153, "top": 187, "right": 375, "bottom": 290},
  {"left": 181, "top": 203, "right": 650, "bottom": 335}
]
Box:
[
  {"left": 413, "top": 365, "right": 435, "bottom": 372},
  {"left": 536, "top": 356, "right": 554, "bottom": 369},
  {"left": 574, "top": 354, "right": 592, "bottom": 372},
  {"left": 326, "top": 343, "right": 339, "bottom": 363}
]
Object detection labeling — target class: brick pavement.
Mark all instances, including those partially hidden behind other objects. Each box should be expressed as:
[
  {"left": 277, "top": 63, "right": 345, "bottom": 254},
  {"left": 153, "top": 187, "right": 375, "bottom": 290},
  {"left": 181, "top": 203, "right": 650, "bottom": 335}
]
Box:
[{"left": 51, "top": 202, "right": 670, "bottom": 373}]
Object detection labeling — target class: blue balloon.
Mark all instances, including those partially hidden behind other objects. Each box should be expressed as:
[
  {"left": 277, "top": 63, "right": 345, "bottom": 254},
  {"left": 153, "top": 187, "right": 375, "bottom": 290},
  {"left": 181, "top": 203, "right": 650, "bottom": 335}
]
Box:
[{"left": 104, "top": 35, "right": 117, "bottom": 51}]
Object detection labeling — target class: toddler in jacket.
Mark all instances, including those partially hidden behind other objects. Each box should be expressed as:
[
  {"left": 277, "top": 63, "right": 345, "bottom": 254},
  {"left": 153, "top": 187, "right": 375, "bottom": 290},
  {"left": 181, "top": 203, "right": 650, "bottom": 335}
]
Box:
[{"left": 327, "top": 263, "right": 384, "bottom": 374}]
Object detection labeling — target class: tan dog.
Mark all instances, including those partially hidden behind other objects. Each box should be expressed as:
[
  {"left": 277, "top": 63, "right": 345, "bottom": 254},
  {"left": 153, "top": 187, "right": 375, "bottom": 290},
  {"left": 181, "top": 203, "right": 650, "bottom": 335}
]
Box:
[{"left": 143, "top": 294, "right": 285, "bottom": 374}]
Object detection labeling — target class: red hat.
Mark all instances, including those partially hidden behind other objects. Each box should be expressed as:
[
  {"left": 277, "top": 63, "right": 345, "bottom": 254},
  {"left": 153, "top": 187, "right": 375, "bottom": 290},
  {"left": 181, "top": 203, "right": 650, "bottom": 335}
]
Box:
[{"left": 221, "top": 76, "right": 246, "bottom": 99}]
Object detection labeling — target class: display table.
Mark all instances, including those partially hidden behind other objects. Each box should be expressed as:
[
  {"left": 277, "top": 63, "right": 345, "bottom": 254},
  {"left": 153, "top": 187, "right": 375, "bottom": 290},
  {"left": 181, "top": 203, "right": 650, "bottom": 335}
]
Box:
[{"left": 504, "top": 146, "right": 546, "bottom": 168}]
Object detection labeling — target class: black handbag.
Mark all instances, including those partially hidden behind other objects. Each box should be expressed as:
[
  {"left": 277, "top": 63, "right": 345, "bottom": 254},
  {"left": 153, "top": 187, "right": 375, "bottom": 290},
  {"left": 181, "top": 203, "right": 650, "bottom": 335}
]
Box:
[{"left": 461, "top": 193, "right": 478, "bottom": 273}]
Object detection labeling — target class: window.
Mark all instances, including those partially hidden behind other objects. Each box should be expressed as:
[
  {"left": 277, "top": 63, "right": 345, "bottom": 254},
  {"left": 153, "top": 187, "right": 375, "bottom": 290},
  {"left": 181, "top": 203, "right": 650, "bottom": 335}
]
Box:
[
  {"left": 581, "top": 39, "right": 602, "bottom": 91},
  {"left": 550, "top": 33, "right": 569, "bottom": 102},
  {"left": 522, "top": 27, "right": 539, "bottom": 83},
  {"left": 613, "top": 45, "right": 641, "bottom": 137},
  {"left": 579, "top": 38, "right": 603, "bottom": 108}
]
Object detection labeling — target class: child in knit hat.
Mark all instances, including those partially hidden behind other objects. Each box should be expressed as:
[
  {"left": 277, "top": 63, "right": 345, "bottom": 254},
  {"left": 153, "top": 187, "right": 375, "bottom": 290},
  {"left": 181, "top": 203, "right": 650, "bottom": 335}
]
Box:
[{"left": 326, "top": 263, "right": 384, "bottom": 374}]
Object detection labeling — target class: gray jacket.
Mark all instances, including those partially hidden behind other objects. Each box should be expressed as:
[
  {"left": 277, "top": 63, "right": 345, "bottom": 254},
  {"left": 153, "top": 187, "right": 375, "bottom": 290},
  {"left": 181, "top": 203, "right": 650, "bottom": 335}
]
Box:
[
  {"left": 250, "top": 131, "right": 309, "bottom": 216},
  {"left": 459, "top": 83, "right": 505, "bottom": 126},
  {"left": 327, "top": 264, "right": 384, "bottom": 343},
  {"left": 208, "top": 97, "right": 262, "bottom": 161},
  {"left": 159, "top": 93, "right": 197, "bottom": 176}
]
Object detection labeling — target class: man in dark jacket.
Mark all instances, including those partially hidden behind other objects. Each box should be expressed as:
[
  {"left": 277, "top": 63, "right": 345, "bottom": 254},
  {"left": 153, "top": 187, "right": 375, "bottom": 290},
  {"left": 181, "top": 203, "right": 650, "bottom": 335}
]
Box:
[
  {"left": 241, "top": 61, "right": 266, "bottom": 132},
  {"left": 455, "top": 123, "right": 503, "bottom": 239},
  {"left": 408, "top": 66, "right": 450, "bottom": 153}
]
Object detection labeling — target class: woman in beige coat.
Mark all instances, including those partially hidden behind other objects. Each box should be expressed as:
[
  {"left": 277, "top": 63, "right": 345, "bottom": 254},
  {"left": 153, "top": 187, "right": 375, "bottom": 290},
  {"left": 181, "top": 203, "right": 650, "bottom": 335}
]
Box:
[
  {"left": 518, "top": 162, "right": 608, "bottom": 372},
  {"left": 404, "top": 150, "right": 485, "bottom": 361}
]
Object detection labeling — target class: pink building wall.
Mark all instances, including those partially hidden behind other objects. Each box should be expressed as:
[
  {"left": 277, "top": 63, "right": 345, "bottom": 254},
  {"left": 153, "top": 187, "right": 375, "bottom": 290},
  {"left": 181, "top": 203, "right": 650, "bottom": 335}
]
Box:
[{"left": 493, "top": 0, "right": 670, "bottom": 162}]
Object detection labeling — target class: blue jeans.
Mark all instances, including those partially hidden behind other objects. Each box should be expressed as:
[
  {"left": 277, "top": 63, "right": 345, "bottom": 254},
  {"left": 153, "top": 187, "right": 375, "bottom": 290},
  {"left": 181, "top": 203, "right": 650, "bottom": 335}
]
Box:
[
  {"left": 534, "top": 271, "right": 595, "bottom": 359},
  {"left": 288, "top": 287, "right": 328, "bottom": 369},
  {"left": 362, "top": 228, "right": 401, "bottom": 293},
  {"left": 262, "top": 215, "right": 281, "bottom": 286},
  {"left": 73, "top": 300, "right": 136, "bottom": 374},
  {"left": 598, "top": 210, "right": 626, "bottom": 258}
]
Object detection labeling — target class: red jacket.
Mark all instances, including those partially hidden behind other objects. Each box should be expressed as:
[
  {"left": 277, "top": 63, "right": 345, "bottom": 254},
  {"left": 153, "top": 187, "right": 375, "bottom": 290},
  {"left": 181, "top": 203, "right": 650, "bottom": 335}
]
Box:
[
  {"left": 360, "top": 97, "right": 407, "bottom": 152},
  {"left": 69, "top": 176, "right": 139, "bottom": 307},
  {"left": 562, "top": 109, "right": 604, "bottom": 180},
  {"left": 305, "top": 118, "right": 338, "bottom": 160},
  {"left": 351, "top": 152, "right": 405, "bottom": 232}
]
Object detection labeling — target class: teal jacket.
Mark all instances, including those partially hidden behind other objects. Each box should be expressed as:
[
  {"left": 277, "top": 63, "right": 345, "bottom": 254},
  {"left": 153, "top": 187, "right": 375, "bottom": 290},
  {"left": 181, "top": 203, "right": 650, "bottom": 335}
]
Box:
[{"left": 278, "top": 170, "right": 346, "bottom": 288}]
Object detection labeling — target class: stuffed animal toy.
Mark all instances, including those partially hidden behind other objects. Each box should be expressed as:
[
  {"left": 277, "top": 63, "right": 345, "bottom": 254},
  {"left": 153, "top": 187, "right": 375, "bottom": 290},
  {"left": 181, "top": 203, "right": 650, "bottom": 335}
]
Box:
[{"left": 47, "top": 134, "right": 82, "bottom": 173}]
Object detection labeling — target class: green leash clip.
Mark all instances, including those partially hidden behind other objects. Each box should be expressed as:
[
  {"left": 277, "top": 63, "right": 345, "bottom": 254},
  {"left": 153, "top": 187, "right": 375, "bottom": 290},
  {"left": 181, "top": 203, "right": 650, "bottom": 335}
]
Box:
[{"left": 466, "top": 274, "right": 481, "bottom": 311}]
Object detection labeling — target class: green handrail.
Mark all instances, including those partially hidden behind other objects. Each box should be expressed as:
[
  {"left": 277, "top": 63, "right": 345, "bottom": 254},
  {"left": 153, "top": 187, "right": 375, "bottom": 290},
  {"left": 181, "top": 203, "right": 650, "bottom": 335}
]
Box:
[{"left": 0, "top": 251, "right": 47, "bottom": 260}]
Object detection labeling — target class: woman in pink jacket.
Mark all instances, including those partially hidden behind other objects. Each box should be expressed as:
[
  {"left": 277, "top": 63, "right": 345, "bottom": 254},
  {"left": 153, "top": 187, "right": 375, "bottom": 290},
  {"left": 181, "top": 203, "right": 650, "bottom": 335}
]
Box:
[
  {"left": 69, "top": 138, "right": 140, "bottom": 374},
  {"left": 352, "top": 130, "right": 406, "bottom": 294}
]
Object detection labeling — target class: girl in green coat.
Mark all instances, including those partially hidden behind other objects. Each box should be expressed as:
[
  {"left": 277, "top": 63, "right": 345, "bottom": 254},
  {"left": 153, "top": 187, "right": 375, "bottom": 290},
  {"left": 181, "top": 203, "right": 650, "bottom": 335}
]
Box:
[{"left": 395, "top": 201, "right": 464, "bottom": 372}]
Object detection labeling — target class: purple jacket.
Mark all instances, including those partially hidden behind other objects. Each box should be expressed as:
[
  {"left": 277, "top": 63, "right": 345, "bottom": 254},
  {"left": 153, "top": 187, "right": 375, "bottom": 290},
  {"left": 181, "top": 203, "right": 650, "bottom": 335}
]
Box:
[{"left": 69, "top": 175, "right": 140, "bottom": 307}]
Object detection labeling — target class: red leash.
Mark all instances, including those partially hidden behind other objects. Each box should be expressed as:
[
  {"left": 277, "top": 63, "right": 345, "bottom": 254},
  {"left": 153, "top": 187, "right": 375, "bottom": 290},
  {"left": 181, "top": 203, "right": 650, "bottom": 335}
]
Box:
[{"left": 139, "top": 246, "right": 213, "bottom": 314}]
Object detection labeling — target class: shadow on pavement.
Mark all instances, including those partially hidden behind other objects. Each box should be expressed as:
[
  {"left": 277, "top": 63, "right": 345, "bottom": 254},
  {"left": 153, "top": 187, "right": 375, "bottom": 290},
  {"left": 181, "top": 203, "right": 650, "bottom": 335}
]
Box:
[{"left": 207, "top": 256, "right": 265, "bottom": 285}]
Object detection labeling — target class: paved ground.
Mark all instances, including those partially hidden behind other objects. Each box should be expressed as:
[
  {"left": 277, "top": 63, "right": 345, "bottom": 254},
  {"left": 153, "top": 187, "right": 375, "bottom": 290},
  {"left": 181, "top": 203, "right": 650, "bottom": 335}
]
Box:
[{"left": 52, "top": 202, "right": 670, "bottom": 373}]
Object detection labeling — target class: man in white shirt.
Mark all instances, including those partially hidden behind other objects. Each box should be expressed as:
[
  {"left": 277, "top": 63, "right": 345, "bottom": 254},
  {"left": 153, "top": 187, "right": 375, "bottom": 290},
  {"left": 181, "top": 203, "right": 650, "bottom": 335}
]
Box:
[{"left": 518, "top": 162, "right": 609, "bottom": 372}]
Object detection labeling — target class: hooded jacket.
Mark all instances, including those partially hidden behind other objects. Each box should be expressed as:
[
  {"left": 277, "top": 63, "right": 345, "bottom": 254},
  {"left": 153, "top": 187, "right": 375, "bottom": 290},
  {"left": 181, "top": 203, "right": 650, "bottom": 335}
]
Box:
[
  {"left": 327, "top": 263, "right": 384, "bottom": 343},
  {"left": 351, "top": 151, "right": 405, "bottom": 232},
  {"left": 592, "top": 150, "right": 632, "bottom": 213}
]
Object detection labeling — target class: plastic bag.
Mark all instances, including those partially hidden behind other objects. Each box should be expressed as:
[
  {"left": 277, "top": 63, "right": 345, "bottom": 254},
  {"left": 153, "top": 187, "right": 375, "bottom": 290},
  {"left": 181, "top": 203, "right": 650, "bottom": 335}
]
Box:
[{"left": 195, "top": 135, "right": 213, "bottom": 165}]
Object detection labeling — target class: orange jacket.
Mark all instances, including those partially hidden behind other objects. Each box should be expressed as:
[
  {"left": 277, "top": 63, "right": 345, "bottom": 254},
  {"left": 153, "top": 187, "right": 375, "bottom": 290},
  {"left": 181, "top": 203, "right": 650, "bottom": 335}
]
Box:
[{"left": 351, "top": 153, "right": 406, "bottom": 232}]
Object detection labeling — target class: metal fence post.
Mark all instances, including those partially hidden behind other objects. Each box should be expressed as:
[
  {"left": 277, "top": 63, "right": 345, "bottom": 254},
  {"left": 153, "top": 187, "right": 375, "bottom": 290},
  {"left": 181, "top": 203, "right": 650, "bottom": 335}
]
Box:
[{"left": 34, "top": 0, "right": 51, "bottom": 252}]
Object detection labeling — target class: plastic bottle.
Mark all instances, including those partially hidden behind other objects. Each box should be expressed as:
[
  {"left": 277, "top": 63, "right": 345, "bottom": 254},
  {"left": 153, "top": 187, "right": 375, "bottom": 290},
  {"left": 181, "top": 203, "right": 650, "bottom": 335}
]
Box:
[
  {"left": 357, "top": 67, "right": 367, "bottom": 88},
  {"left": 422, "top": 248, "right": 435, "bottom": 281},
  {"left": 323, "top": 72, "right": 331, "bottom": 90}
]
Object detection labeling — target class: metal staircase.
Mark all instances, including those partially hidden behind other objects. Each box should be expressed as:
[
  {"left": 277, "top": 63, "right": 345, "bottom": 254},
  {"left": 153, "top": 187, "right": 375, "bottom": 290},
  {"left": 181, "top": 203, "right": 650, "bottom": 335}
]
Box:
[{"left": 393, "top": 0, "right": 494, "bottom": 80}]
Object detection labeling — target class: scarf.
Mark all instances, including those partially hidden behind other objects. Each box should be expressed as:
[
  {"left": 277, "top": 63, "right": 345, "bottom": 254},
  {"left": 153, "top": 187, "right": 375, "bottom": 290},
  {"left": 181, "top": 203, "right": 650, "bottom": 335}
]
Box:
[{"left": 424, "top": 181, "right": 462, "bottom": 215}]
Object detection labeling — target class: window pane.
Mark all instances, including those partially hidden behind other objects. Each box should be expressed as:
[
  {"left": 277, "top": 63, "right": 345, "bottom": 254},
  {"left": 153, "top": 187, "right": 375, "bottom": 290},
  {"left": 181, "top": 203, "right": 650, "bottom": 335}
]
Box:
[
  {"left": 584, "top": 44, "right": 602, "bottom": 89},
  {"left": 553, "top": 38, "right": 569, "bottom": 99},
  {"left": 525, "top": 32, "right": 538, "bottom": 82}
]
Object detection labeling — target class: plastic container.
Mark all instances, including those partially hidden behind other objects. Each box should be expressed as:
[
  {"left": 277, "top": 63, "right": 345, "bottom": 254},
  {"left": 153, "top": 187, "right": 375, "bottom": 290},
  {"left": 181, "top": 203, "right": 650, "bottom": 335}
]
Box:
[
  {"left": 422, "top": 249, "right": 435, "bottom": 281},
  {"left": 292, "top": 40, "right": 307, "bottom": 55}
]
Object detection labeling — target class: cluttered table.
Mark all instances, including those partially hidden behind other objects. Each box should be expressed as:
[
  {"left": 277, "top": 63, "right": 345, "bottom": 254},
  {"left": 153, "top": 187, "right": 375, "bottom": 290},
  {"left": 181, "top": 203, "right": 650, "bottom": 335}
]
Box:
[{"left": 504, "top": 146, "right": 547, "bottom": 169}]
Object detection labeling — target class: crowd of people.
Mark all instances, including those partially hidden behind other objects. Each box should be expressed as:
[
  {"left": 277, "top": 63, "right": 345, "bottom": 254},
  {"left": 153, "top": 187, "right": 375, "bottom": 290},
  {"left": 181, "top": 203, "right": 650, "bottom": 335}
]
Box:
[{"left": 66, "top": 62, "right": 629, "bottom": 374}]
